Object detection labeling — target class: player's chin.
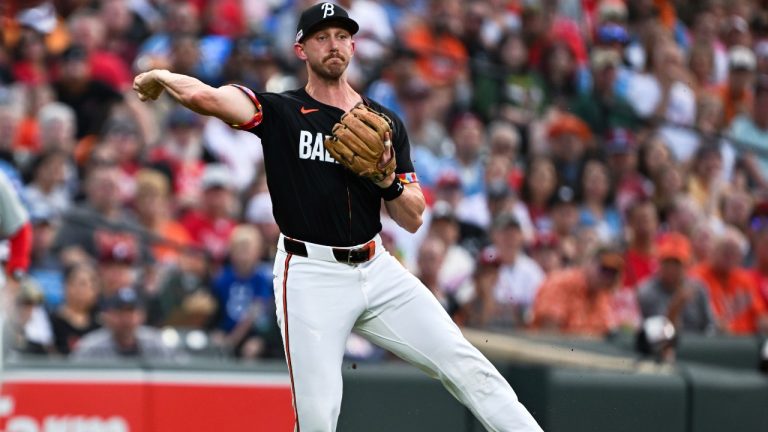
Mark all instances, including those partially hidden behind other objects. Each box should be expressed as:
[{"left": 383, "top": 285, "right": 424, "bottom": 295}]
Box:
[{"left": 315, "top": 65, "right": 346, "bottom": 80}]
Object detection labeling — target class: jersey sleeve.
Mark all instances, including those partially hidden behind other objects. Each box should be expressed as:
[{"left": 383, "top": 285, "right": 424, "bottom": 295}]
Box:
[{"left": 225, "top": 84, "right": 265, "bottom": 131}]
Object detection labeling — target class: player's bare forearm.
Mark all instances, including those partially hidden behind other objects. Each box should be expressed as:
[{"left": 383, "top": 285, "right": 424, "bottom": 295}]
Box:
[
  {"left": 382, "top": 181, "right": 425, "bottom": 233},
  {"left": 133, "top": 69, "right": 255, "bottom": 126}
]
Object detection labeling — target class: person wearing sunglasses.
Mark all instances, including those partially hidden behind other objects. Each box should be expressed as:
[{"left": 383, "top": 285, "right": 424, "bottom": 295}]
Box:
[{"left": 530, "top": 245, "right": 626, "bottom": 336}]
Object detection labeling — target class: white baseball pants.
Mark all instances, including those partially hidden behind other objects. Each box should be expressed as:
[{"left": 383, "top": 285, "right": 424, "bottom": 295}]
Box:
[{"left": 273, "top": 234, "right": 542, "bottom": 432}]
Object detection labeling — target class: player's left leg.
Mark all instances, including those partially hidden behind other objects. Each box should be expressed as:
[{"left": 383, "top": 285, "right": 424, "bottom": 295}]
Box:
[{"left": 353, "top": 251, "right": 543, "bottom": 432}]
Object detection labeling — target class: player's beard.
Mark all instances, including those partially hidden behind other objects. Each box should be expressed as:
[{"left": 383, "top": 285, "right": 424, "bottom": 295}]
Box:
[{"left": 309, "top": 52, "right": 348, "bottom": 81}]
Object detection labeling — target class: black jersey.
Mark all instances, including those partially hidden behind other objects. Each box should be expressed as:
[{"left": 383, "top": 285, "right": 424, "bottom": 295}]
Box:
[{"left": 235, "top": 87, "right": 415, "bottom": 247}]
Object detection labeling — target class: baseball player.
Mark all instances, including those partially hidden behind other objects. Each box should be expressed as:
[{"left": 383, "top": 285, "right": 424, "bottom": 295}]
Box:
[{"left": 133, "top": 3, "right": 542, "bottom": 431}]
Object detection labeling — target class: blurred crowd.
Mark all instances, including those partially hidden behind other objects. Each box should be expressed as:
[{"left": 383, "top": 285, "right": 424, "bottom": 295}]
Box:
[{"left": 2, "top": 0, "right": 768, "bottom": 364}]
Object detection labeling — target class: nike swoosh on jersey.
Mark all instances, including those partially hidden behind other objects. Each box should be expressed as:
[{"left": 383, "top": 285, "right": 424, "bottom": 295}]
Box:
[{"left": 300, "top": 107, "right": 319, "bottom": 114}]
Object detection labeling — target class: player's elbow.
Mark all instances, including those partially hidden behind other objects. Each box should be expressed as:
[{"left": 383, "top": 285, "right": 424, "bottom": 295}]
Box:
[{"left": 403, "top": 215, "right": 423, "bottom": 233}]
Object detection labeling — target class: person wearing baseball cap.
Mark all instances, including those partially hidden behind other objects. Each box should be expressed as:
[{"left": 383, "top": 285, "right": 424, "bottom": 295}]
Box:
[
  {"left": 72, "top": 286, "right": 186, "bottom": 362},
  {"left": 721, "top": 45, "right": 757, "bottom": 124},
  {"left": 453, "top": 246, "right": 503, "bottom": 329},
  {"left": 295, "top": 2, "right": 359, "bottom": 44},
  {"left": 132, "top": 0, "right": 543, "bottom": 429},
  {"left": 637, "top": 233, "right": 715, "bottom": 333}
]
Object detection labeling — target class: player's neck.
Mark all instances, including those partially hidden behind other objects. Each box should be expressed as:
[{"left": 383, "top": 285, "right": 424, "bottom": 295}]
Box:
[{"left": 305, "top": 77, "right": 360, "bottom": 111}]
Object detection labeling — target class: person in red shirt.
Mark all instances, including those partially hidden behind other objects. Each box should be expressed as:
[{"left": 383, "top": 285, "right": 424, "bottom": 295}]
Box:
[
  {"left": 181, "top": 164, "right": 237, "bottom": 263},
  {"left": 691, "top": 227, "right": 768, "bottom": 334},
  {"left": 623, "top": 199, "right": 660, "bottom": 289}
]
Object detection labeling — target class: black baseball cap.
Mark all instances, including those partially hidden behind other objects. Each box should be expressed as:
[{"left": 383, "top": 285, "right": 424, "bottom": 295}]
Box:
[
  {"left": 295, "top": 2, "right": 359, "bottom": 43},
  {"left": 103, "top": 287, "right": 142, "bottom": 310}
]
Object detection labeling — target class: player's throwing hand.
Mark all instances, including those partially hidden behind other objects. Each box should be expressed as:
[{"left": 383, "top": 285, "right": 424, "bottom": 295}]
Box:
[{"left": 133, "top": 71, "right": 164, "bottom": 101}]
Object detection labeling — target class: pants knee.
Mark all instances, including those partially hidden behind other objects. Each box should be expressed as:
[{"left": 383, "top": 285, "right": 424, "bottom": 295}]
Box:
[{"left": 296, "top": 395, "right": 341, "bottom": 432}]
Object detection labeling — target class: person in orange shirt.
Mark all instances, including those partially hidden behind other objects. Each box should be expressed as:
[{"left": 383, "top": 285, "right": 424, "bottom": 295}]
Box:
[
  {"left": 531, "top": 246, "right": 625, "bottom": 336},
  {"left": 690, "top": 227, "right": 768, "bottom": 334},
  {"left": 403, "top": 0, "right": 468, "bottom": 88},
  {"left": 133, "top": 168, "right": 193, "bottom": 266}
]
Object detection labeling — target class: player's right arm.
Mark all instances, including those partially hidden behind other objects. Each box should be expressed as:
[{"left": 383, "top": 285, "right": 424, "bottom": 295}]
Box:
[{"left": 133, "top": 69, "right": 257, "bottom": 126}]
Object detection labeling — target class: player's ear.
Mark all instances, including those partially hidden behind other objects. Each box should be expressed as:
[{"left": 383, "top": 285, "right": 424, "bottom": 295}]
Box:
[{"left": 294, "top": 43, "right": 307, "bottom": 61}]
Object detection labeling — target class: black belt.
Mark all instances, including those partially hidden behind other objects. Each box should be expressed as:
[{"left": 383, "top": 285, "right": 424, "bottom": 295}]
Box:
[{"left": 283, "top": 237, "right": 376, "bottom": 264}]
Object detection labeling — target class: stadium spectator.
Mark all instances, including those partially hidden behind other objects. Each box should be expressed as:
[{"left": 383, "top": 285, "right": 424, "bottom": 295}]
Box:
[
  {"left": 147, "top": 250, "right": 216, "bottom": 329},
  {"left": 690, "top": 227, "right": 768, "bottom": 334},
  {"left": 688, "top": 219, "right": 718, "bottom": 266},
  {"left": 458, "top": 156, "right": 535, "bottom": 241},
  {"left": 604, "top": 128, "right": 649, "bottom": 216},
  {"left": 546, "top": 113, "right": 591, "bottom": 189},
  {"left": 417, "top": 235, "right": 458, "bottom": 316},
  {"left": 577, "top": 157, "right": 622, "bottom": 243},
  {"left": 649, "top": 163, "right": 685, "bottom": 221},
  {"left": 72, "top": 286, "right": 186, "bottom": 362},
  {"left": 244, "top": 179, "right": 280, "bottom": 260},
  {"left": 628, "top": 35, "right": 698, "bottom": 163},
  {"left": 11, "top": 27, "right": 50, "bottom": 86},
  {"left": 403, "top": 0, "right": 469, "bottom": 88},
  {"left": 148, "top": 107, "right": 207, "bottom": 208},
  {"left": 521, "top": 156, "right": 558, "bottom": 233},
  {"left": 48, "top": 264, "right": 101, "bottom": 355},
  {"left": 24, "top": 149, "right": 72, "bottom": 218},
  {"left": 539, "top": 39, "right": 582, "bottom": 110},
  {"left": 720, "top": 45, "right": 757, "bottom": 126},
  {"left": 133, "top": 168, "right": 192, "bottom": 266},
  {"left": 528, "top": 232, "right": 563, "bottom": 275},
  {"left": 211, "top": 225, "right": 278, "bottom": 360},
  {"left": 687, "top": 42, "right": 719, "bottom": 95},
  {"left": 67, "top": 11, "right": 132, "bottom": 91},
  {"left": 52, "top": 162, "right": 152, "bottom": 268},
  {"left": 427, "top": 201, "right": 475, "bottom": 296},
  {"left": 727, "top": 74, "right": 768, "bottom": 188},
  {"left": 569, "top": 48, "right": 639, "bottom": 136},
  {"left": 28, "top": 206, "right": 64, "bottom": 308},
  {"left": 439, "top": 112, "right": 487, "bottom": 196},
  {"left": 5, "top": 279, "right": 53, "bottom": 356},
  {"left": 489, "top": 212, "right": 545, "bottom": 327},
  {"left": 96, "top": 233, "right": 141, "bottom": 301},
  {"left": 623, "top": 199, "right": 660, "bottom": 290},
  {"left": 687, "top": 143, "right": 727, "bottom": 219},
  {"left": 180, "top": 163, "right": 237, "bottom": 263},
  {"left": 455, "top": 246, "right": 504, "bottom": 329},
  {"left": 531, "top": 246, "right": 625, "bottom": 336},
  {"left": 548, "top": 185, "right": 580, "bottom": 264},
  {"left": 720, "top": 190, "right": 754, "bottom": 235},
  {"left": 36, "top": 101, "right": 78, "bottom": 156},
  {"left": 751, "top": 215, "right": 768, "bottom": 307},
  {"left": 53, "top": 45, "right": 125, "bottom": 139},
  {"left": 637, "top": 233, "right": 715, "bottom": 333},
  {"left": 473, "top": 31, "right": 544, "bottom": 130}
]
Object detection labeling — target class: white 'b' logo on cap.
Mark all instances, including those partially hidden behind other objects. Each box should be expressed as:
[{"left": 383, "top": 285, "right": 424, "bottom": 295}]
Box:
[{"left": 322, "top": 3, "right": 335, "bottom": 18}]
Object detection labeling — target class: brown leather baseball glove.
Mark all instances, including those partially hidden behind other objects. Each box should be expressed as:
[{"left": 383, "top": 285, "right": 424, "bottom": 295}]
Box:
[{"left": 324, "top": 103, "right": 396, "bottom": 183}]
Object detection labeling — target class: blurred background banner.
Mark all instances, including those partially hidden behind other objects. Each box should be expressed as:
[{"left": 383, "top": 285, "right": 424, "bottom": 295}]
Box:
[{"left": 0, "top": 367, "right": 293, "bottom": 432}]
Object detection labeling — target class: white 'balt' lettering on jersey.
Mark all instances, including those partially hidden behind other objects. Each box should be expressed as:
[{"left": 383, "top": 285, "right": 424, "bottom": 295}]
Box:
[{"left": 298, "top": 130, "right": 337, "bottom": 163}]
